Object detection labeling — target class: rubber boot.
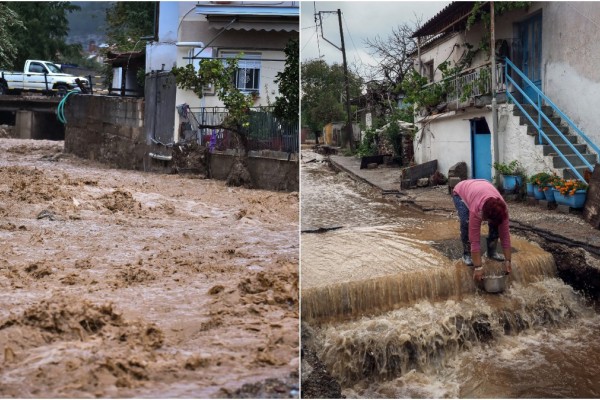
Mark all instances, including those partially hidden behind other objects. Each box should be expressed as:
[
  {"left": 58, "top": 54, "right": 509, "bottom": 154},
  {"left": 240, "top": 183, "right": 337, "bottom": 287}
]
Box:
[
  {"left": 462, "top": 241, "right": 473, "bottom": 266},
  {"left": 486, "top": 238, "right": 505, "bottom": 261}
]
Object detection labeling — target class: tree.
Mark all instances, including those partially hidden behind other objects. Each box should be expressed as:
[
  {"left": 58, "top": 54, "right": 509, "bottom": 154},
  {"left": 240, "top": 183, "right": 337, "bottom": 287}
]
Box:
[
  {"left": 0, "top": 4, "right": 24, "bottom": 70},
  {"left": 172, "top": 56, "right": 254, "bottom": 149},
  {"left": 301, "top": 59, "right": 361, "bottom": 134},
  {"left": 363, "top": 22, "right": 419, "bottom": 94},
  {"left": 105, "top": 2, "right": 155, "bottom": 52},
  {"left": 273, "top": 39, "right": 299, "bottom": 124},
  {"left": 6, "top": 2, "right": 81, "bottom": 69}
]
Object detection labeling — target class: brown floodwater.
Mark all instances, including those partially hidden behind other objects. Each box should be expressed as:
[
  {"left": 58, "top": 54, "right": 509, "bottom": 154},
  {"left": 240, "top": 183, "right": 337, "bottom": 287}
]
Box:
[
  {"left": 0, "top": 139, "right": 299, "bottom": 398},
  {"left": 301, "top": 151, "right": 600, "bottom": 398}
]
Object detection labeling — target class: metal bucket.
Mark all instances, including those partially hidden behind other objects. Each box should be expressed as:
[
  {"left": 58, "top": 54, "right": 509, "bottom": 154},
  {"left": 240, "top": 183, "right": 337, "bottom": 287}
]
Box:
[{"left": 483, "top": 274, "right": 508, "bottom": 293}]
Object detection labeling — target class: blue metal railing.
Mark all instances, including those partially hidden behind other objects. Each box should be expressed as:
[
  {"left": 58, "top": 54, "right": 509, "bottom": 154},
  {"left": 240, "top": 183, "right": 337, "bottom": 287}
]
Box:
[{"left": 505, "top": 57, "right": 598, "bottom": 183}]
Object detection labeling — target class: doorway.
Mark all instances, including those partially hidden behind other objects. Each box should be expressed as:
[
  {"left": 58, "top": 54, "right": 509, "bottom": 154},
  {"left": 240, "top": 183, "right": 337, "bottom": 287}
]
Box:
[{"left": 471, "top": 118, "right": 492, "bottom": 181}]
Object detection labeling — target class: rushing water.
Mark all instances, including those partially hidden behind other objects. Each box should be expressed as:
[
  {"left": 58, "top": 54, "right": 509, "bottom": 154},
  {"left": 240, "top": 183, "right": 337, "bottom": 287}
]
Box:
[{"left": 301, "top": 151, "right": 600, "bottom": 398}]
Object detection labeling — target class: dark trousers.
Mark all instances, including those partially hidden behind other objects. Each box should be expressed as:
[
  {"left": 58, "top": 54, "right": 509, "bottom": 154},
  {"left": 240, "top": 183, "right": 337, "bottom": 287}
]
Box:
[{"left": 452, "top": 194, "right": 499, "bottom": 253}]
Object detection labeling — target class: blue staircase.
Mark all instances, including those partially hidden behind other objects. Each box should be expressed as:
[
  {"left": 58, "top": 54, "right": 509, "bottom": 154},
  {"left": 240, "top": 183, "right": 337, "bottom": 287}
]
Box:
[{"left": 504, "top": 58, "right": 599, "bottom": 182}]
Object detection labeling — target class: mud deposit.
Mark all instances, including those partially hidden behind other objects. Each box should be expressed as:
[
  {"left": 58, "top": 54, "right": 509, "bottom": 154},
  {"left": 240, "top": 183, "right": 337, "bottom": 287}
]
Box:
[{"left": 0, "top": 139, "right": 299, "bottom": 398}]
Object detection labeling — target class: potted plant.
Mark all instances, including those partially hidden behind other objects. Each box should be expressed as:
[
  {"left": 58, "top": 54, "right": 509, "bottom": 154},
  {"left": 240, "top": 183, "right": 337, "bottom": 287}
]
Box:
[
  {"left": 553, "top": 178, "right": 589, "bottom": 208},
  {"left": 494, "top": 160, "right": 525, "bottom": 191},
  {"left": 530, "top": 172, "right": 557, "bottom": 200}
]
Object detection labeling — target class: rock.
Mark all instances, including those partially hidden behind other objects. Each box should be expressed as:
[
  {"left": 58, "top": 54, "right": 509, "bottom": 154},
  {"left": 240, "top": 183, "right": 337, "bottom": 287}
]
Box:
[
  {"left": 366, "top": 163, "right": 378, "bottom": 170},
  {"left": 417, "top": 177, "right": 429, "bottom": 187},
  {"left": 448, "top": 161, "right": 467, "bottom": 181}
]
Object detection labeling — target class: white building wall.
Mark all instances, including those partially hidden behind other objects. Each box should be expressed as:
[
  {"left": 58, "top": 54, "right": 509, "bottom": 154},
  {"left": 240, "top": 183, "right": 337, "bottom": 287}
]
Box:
[
  {"left": 542, "top": 1, "right": 600, "bottom": 151},
  {"left": 147, "top": 1, "right": 296, "bottom": 142},
  {"left": 414, "top": 104, "right": 553, "bottom": 178}
]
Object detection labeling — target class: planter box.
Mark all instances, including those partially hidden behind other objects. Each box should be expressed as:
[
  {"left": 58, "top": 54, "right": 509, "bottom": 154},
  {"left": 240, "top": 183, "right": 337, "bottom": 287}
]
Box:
[
  {"left": 543, "top": 185, "right": 556, "bottom": 202},
  {"left": 553, "top": 188, "right": 587, "bottom": 208},
  {"left": 533, "top": 185, "right": 546, "bottom": 200},
  {"left": 502, "top": 174, "right": 522, "bottom": 191},
  {"left": 526, "top": 182, "right": 534, "bottom": 197}
]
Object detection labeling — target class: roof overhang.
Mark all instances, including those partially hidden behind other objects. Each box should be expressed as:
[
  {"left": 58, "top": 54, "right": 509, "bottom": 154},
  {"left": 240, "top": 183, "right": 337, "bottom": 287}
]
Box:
[
  {"left": 196, "top": 4, "right": 299, "bottom": 17},
  {"left": 196, "top": 2, "right": 299, "bottom": 32},
  {"left": 412, "top": 1, "right": 486, "bottom": 38}
]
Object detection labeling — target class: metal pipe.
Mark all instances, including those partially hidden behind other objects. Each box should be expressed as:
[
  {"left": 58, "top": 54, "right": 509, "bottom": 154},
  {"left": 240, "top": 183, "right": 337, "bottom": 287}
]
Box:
[{"left": 490, "top": 1, "right": 500, "bottom": 183}]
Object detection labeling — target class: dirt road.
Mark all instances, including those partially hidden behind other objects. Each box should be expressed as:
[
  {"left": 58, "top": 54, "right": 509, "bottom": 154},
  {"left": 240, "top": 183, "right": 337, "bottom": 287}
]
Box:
[{"left": 0, "top": 139, "right": 299, "bottom": 398}]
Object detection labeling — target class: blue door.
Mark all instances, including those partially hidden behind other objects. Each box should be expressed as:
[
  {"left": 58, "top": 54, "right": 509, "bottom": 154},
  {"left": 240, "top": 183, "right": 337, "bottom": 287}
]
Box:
[
  {"left": 519, "top": 13, "right": 542, "bottom": 102},
  {"left": 471, "top": 119, "right": 492, "bottom": 181}
]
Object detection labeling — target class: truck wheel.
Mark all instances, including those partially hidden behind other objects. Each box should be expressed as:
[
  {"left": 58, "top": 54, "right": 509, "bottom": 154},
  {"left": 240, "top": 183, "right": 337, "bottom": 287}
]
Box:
[
  {"left": 0, "top": 82, "right": 8, "bottom": 95},
  {"left": 56, "top": 84, "right": 68, "bottom": 97}
]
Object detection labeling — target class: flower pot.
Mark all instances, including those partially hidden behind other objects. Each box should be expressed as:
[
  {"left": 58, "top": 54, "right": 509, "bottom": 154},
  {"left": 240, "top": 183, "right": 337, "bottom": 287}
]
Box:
[
  {"left": 502, "top": 175, "right": 522, "bottom": 191},
  {"left": 526, "top": 182, "right": 534, "bottom": 197},
  {"left": 554, "top": 189, "right": 587, "bottom": 208},
  {"left": 533, "top": 185, "right": 546, "bottom": 200},
  {"left": 543, "top": 185, "right": 556, "bottom": 202}
]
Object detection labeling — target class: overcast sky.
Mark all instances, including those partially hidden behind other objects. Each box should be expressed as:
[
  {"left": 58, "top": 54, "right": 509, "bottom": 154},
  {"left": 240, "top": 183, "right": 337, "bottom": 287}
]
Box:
[{"left": 301, "top": 1, "right": 450, "bottom": 70}]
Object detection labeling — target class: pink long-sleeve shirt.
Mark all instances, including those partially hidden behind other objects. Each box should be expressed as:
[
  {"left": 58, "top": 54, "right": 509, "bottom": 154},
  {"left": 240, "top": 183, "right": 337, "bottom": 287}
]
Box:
[{"left": 453, "top": 179, "right": 511, "bottom": 253}]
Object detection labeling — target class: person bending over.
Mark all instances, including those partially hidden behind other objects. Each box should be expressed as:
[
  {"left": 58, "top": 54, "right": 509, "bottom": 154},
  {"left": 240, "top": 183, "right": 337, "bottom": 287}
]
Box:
[{"left": 452, "top": 179, "right": 513, "bottom": 281}]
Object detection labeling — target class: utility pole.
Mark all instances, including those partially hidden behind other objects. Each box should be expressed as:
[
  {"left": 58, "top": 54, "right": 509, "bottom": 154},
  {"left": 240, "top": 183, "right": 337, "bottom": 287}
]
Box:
[
  {"left": 490, "top": 1, "right": 500, "bottom": 183},
  {"left": 337, "top": 9, "right": 354, "bottom": 151},
  {"left": 317, "top": 9, "right": 355, "bottom": 151}
]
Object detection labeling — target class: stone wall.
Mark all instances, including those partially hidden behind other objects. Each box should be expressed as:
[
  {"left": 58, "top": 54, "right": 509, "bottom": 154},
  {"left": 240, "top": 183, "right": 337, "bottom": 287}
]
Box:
[{"left": 64, "top": 95, "right": 148, "bottom": 170}]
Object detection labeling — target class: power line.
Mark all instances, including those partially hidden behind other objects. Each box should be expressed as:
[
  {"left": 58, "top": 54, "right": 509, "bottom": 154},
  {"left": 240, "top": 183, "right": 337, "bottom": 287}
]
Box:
[{"left": 342, "top": 12, "right": 364, "bottom": 65}]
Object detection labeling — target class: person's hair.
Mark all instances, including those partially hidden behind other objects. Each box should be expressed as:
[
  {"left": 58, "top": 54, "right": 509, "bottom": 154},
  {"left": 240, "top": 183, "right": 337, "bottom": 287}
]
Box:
[{"left": 482, "top": 197, "right": 507, "bottom": 227}]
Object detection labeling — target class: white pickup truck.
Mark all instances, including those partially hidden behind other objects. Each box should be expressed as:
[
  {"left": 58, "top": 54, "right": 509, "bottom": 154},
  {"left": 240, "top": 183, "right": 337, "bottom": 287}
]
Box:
[{"left": 0, "top": 60, "right": 89, "bottom": 96}]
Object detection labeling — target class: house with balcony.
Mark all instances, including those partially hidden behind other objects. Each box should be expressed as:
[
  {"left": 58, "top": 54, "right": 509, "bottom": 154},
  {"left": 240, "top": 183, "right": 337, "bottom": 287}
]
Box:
[
  {"left": 410, "top": 1, "right": 599, "bottom": 184},
  {"left": 144, "top": 1, "right": 299, "bottom": 154}
]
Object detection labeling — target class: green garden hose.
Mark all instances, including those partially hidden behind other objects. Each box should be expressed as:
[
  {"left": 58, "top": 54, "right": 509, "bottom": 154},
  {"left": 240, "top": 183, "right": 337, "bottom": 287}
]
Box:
[{"left": 57, "top": 91, "right": 79, "bottom": 124}]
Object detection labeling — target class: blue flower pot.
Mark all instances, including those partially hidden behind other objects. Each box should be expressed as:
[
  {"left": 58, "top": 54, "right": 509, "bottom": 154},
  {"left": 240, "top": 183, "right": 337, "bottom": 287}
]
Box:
[
  {"left": 533, "top": 185, "right": 546, "bottom": 200},
  {"left": 554, "top": 189, "right": 587, "bottom": 208},
  {"left": 502, "top": 175, "right": 522, "bottom": 191},
  {"left": 543, "top": 185, "right": 556, "bottom": 202},
  {"left": 526, "top": 182, "right": 534, "bottom": 197}
]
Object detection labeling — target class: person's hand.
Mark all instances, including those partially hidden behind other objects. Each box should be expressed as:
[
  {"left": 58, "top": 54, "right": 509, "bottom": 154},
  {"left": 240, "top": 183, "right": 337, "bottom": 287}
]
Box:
[
  {"left": 473, "top": 266, "right": 484, "bottom": 281},
  {"left": 504, "top": 260, "right": 512, "bottom": 274}
]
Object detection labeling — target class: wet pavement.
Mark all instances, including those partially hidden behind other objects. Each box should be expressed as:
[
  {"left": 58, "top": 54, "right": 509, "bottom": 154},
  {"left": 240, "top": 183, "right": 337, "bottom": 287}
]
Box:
[{"left": 328, "top": 152, "right": 600, "bottom": 253}]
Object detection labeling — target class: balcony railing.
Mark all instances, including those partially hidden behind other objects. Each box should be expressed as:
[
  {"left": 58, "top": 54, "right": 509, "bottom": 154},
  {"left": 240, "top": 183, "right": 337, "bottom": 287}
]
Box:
[
  {"left": 189, "top": 106, "right": 299, "bottom": 154},
  {"left": 422, "top": 62, "right": 507, "bottom": 106}
]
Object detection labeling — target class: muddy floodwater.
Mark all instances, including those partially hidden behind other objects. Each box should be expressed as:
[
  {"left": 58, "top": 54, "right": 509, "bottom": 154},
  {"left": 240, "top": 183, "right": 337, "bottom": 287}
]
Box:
[
  {"left": 301, "top": 150, "right": 600, "bottom": 398},
  {"left": 0, "top": 139, "right": 299, "bottom": 398}
]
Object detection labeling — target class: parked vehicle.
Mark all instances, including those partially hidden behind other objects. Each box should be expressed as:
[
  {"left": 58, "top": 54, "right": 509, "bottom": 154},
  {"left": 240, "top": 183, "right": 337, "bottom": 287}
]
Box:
[{"left": 0, "top": 60, "right": 89, "bottom": 96}]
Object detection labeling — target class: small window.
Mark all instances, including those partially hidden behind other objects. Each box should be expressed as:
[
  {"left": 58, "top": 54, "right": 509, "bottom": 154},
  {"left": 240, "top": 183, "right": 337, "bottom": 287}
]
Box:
[
  {"left": 28, "top": 63, "right": 46, "bottom": 74},
  {"left": 221, "top": 52, "right": 261, "bottom": 92},
  {"left": 424, "top": 60, "right": 434, "bottom": 83}
]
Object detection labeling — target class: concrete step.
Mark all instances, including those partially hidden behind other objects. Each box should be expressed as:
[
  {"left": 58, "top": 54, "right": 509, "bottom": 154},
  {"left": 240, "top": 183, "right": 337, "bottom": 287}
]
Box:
[
  {"left": 552, "top": 153, "right": 597, "bottom": 168},
  {"left": 513, "top": 104, "right": 554, "bottom": 118},
  {"left": 527, "top": 124, "right": 570, "bottom": 136},
  {"left": 563, "top": 166, "right": 593, "bottom": 180},
  {"left": 519, "top": 115, "right": 562, "bottom": 128},
  {"left": 543, "top": 143, "right": 588, "bottom": 155},
  {"left": 535, "top": 133, "right": 579, "bottom": 145}
]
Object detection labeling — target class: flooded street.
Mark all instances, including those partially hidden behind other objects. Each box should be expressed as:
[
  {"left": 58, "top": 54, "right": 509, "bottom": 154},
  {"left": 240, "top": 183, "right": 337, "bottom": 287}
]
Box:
[
  {"left": 301, "top": 150, "right": 600, "bottom": 398},
  {"left": 0, "top": 139, "right": 299, "bottom": 398}
]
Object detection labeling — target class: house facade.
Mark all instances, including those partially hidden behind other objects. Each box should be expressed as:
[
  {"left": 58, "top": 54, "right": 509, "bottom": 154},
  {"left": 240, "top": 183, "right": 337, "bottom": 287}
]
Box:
[
  {"left": 145, "top": 1, "right": 299, "bottom": 145},
  {"left": 410, "top": 2, "right": 599, "bottom": 182}
]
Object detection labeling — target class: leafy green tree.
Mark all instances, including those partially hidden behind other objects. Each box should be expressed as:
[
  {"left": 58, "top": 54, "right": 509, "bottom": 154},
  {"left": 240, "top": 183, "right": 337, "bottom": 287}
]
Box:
[
  {"left": 301, "top": 59, "right": 361, "bottom": 134},
  {"left": 6, "top": 2, "right": 81, "bottom": 69},
  {"left": 172, "top": 57, "right": 254, "bottom": 152},
  {"left": 273, "top": 39, "right": 299, "bottom": 124},
  {"left": 105, "top": 2, "right": 155, "bottom": 51},
  {"left": 0, "top": 4, "right": 25, "bottom": 70}
]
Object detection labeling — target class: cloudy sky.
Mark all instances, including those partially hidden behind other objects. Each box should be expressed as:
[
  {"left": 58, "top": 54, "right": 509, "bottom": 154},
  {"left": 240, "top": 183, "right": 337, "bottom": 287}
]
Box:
[{"left": 301, "top": 1, "right": 450, "bottom": 69}]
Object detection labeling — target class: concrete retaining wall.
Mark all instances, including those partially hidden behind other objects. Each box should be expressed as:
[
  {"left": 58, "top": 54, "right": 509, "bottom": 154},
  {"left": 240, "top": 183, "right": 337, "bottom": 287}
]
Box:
[
  {"left": 210, "top": 153, "right": 299, "bottom": 192},
  {"left": 64, "top": 95, "right": 148, "bottom": 170},
  {"left": 64, "top": 95, "right": 298, "bottom": 191}
]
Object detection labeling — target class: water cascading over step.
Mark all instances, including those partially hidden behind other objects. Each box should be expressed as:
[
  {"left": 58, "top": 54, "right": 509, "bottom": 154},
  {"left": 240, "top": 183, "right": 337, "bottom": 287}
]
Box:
[
  {"left": 301, "top": 220, "right": 557, "bottom": 322},
  {"left": 314, "top": 278, "right": 594, "bottom": 388}
]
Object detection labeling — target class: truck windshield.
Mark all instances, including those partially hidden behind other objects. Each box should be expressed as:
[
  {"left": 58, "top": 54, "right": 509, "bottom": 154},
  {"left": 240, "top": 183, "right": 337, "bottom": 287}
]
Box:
[{"left": 46, "top": 63, "right": 62, "bottom": 74}]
